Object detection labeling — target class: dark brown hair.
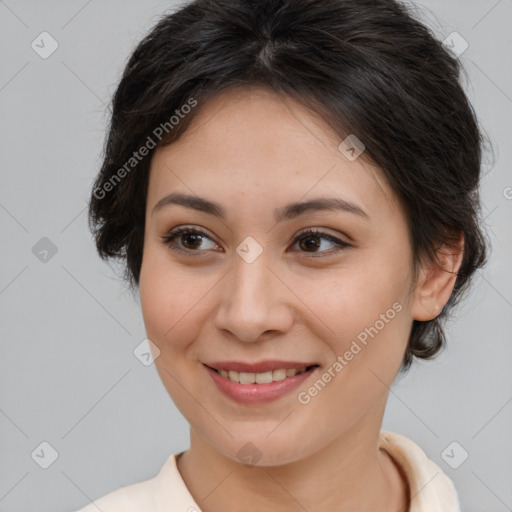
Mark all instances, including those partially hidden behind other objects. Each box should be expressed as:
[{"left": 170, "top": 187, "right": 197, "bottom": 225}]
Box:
[{"left": 88, "top": 0, "right": 491, "bottom": 373}]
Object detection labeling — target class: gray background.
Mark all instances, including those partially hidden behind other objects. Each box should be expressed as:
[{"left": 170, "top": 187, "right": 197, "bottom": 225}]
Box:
[{"left": 0, "top": 1, "right": 510, "bottom": 511}]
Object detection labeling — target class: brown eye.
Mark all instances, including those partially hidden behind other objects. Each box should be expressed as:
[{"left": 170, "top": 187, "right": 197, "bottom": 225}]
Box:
[
  {"left": 161, "top": 227, "right": 218, "bottom": 255},
  {"left": 298, "top": 235, "right": 321, "bottom": 252},
  {"left": 161, "top": 226, "right": 351, "bottom": 258},
  {"left": 179, "top": 231, "right": 203, "bottom": 250},
  {"left": 292, "top": 228, "right": 351, "bottom": 256}
]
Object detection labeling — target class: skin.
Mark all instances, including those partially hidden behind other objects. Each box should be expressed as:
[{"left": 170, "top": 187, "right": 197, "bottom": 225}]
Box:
[{"left": 139, "top": 85, "right": 463, "bottom": 512}]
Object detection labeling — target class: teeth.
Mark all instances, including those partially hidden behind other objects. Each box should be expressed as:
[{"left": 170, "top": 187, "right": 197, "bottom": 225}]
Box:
[
  {"left": 217, "top": 367, "right": 310, "bottom": 384},
  {"left": 270, "top": 369, "right": 286, "bottom": 382}
]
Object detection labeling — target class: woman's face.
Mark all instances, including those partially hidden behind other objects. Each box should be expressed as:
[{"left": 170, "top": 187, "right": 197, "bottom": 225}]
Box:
[{"left": 139, "top": 86, "right": 420, "bottom": 465}]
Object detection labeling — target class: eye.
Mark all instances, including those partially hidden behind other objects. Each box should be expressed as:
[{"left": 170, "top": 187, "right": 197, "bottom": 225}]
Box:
[
  {"left": 161, "top": 226, "right": 351, "bottom": 257},
  {"left": 160, "top": 226, "right": 219, "bottom": 256},
  {"left": 291, "top": 228, "right": 351, "bottom": 257}
]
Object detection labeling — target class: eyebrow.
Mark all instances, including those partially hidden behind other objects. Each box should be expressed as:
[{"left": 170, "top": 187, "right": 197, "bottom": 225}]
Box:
[{"left": 151, "top": 192, "right": 370, "bottom": 222}]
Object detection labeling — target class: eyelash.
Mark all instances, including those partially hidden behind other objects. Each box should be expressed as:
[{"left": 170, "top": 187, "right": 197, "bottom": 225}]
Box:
[{"left": 160, "top": 226, "right": 351, "bottom": 257}]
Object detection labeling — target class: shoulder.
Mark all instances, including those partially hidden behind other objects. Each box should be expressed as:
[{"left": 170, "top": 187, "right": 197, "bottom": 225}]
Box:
[
  {"left": 72, "top": 454, "right": 177, "bottom": 512},
  {"left": 379, "top": 430, "right": 461, "bottom": 511},
  {"left": 72, "top": 476, "right": 158, "bottom": 512}
]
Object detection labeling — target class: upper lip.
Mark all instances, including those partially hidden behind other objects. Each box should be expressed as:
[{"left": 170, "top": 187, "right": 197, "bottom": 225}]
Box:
[{"left": 204, "top": 360, "right": 319, "bottom": 373}]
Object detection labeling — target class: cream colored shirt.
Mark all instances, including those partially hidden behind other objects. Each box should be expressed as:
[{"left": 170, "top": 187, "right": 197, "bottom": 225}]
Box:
[{"left": 73, "top": 430, "right": 460, "bottom": 511}]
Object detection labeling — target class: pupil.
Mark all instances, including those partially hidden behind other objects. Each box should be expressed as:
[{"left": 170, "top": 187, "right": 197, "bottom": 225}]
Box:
[
  {"left": 302, "top": 236, "right": 319, "bottom": 251},
  {"left": 184, "top": 233, "right": 200, "bottom": 248}
]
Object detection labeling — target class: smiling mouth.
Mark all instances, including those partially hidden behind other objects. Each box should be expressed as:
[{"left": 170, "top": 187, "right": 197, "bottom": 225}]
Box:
[{"left": 205, "top": 364, "right": 319, "bottom": 384}]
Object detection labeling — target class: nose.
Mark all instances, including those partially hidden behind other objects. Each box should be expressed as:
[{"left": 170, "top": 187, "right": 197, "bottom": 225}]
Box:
[{"left": 213, "top": 249, "right": 294, "bottom": 343}]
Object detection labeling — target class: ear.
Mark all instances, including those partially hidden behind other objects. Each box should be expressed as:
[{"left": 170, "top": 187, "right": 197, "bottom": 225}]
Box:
[{"left": 411, "top": 234, "right": 465, "bottom": 321}]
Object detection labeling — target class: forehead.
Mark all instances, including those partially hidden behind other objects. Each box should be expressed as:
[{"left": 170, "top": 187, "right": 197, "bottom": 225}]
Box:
[{"left": 147, "top": 86, "right": 400, "bottom": 222}]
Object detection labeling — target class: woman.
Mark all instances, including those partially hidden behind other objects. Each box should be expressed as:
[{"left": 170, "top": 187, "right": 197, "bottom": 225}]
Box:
[{"left": 77, "top": 0, "right": 489, "bottom": 510}]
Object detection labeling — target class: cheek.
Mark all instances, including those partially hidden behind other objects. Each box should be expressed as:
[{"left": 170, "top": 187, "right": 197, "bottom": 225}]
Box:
[
  {"left": 139, "top": 253, "right": 208, "bottom": 415},
  {"left": 296, "top": 258, "right": 411, "bottom": 383},
  {"left": 305, "top": 262, "right": 406, "bottom": 334},
  {"left": 139, "top": 247, "right": 207, "bottom": 343},
  {"left": 138, "top": 248, "right": 223, "bottom": 409},
  {"left": 139, "top": 259, "right": 187, "bottom": 383},
  {"left": 292, "top": 275, "right": 408, "bottom": 436}
]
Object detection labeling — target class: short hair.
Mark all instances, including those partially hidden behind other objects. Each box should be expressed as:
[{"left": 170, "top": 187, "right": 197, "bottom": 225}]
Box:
[{"left": 88, "top": 0, "right": 491, "bottom": 374}]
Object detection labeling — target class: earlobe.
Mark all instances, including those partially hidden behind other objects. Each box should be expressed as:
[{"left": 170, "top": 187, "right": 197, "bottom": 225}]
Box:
[{"left": 411, "top": 235, "right": 464, "bottom": 322}]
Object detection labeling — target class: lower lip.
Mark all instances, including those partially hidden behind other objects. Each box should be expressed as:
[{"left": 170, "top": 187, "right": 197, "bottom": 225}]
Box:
[{"left": 204, "top": 364, "right": 318, "bottom": 404}]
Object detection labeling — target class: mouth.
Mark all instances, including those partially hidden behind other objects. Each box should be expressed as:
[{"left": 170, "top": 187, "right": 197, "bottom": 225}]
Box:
[
  {"left": 204, "top": 363, "right": 319, "bottom": 384},
  {"left": 203, "top": 361, "right": 320, "bottom": 404}
]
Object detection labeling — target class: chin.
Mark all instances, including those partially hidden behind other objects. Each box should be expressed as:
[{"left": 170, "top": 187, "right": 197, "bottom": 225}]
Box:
[{"left": 210, "top": 429, "right": 316, "bottom": 468}]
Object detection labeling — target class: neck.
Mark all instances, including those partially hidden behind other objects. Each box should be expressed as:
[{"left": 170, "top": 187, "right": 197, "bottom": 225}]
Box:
[{"left": 177, "top": 419, "right": 409, "bottom": 512}]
